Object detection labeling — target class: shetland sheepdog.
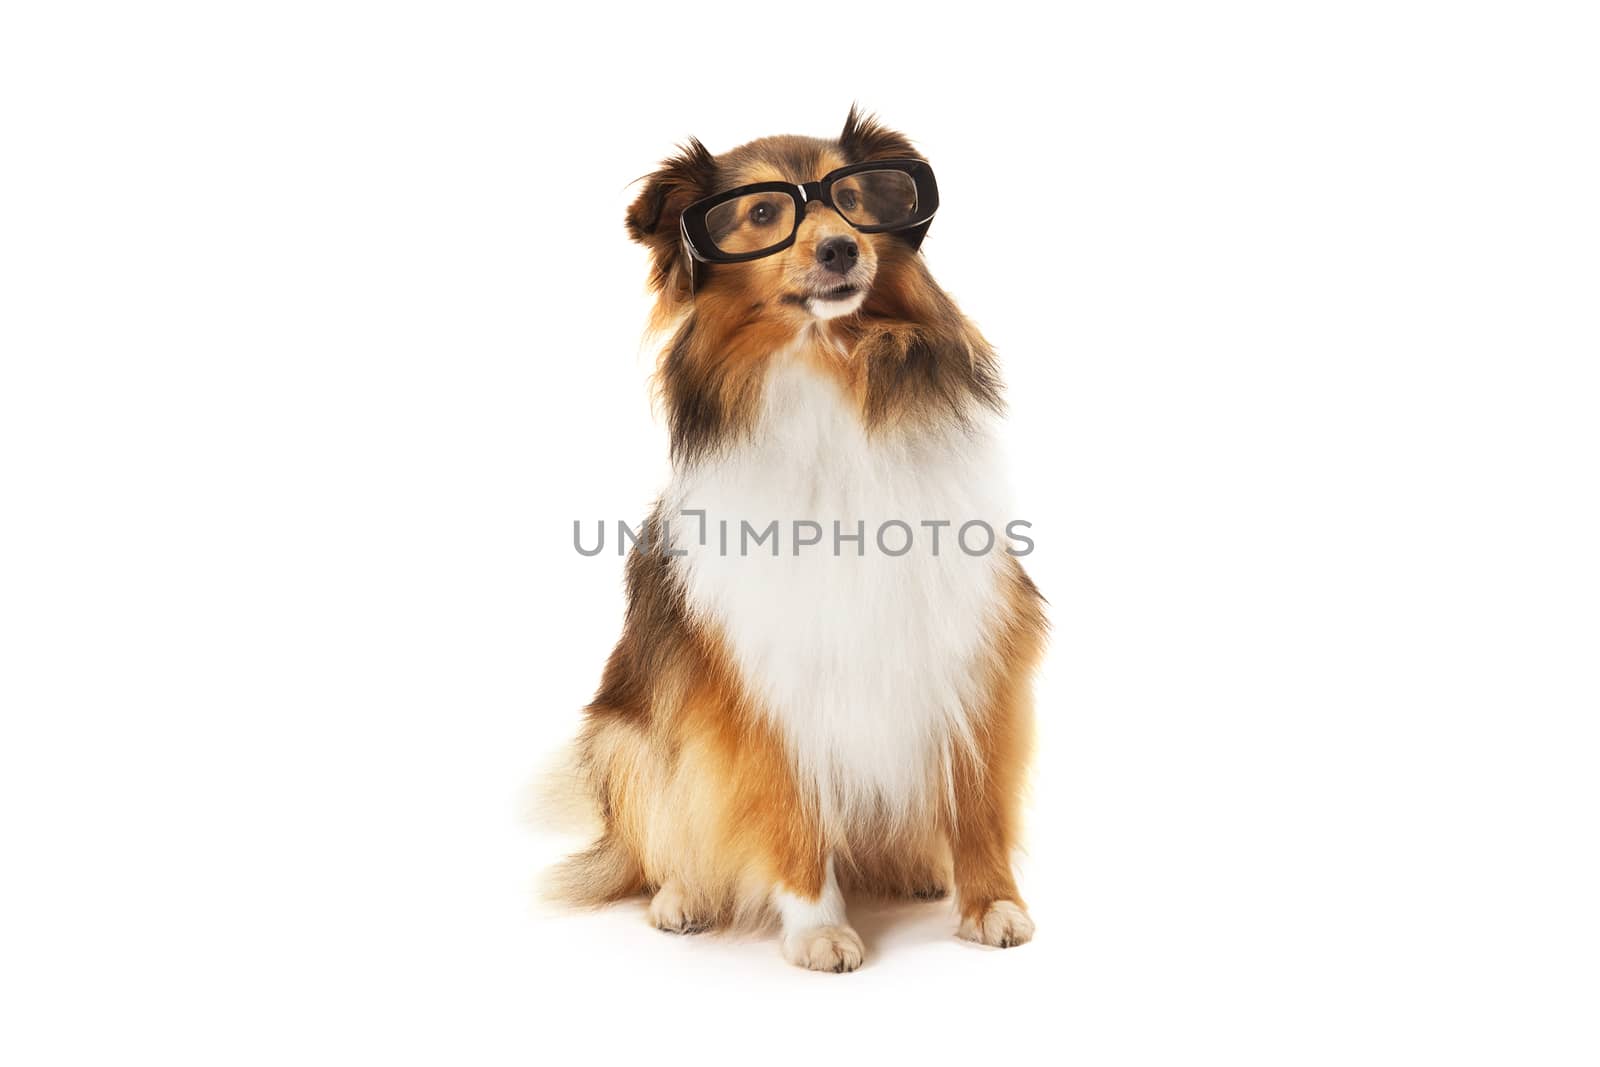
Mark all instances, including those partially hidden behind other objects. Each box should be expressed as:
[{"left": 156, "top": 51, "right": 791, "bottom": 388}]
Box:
[{"left": 547, "top": 108, "right": 1046, "bottom": 972}]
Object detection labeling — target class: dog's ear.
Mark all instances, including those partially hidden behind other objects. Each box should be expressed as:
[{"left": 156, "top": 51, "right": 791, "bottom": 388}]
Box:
[
  {"left": 625, "top": 139, "right": 717, "bottom": 302},
  {"left": 839, "top": 104, "right": 921, "bottom": 162}
]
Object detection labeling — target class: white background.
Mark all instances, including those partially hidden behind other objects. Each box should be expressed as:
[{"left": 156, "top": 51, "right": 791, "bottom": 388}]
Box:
[{"left": 2, "top": 2, "right": 1596, "bottom": 1064}]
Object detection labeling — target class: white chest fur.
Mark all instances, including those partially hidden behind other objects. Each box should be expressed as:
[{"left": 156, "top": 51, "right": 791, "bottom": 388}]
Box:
[{"left": 664, "top": 354, "right": 1013, "bottom": 826}]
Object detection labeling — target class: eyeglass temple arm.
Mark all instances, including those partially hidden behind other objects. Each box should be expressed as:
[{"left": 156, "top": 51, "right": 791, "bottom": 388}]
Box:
[{"left": 678, "top": 219, "right": 699, "bottom": 296}]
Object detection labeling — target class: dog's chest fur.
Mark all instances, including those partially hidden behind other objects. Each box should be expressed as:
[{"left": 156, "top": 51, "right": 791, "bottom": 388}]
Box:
[{"left": 666, "top": 354, "right": 1011, "bottom": 823}]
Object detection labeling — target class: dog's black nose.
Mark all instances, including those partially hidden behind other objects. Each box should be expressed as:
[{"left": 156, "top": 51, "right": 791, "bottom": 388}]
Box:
[{"left": 816, "top": 236, "right": 858, "bottom": 275}]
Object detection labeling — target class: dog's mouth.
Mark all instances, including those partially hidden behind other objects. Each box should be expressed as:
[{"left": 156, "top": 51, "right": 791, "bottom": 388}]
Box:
[
  {"left": 791, "top": 280, "right": 868, "bottom": 320},
  {"left": 779, "top": 271, "right": 873, "bottom": 319},
  {"left": 810, "top": 283, "right": 860, "bottom": 302}
]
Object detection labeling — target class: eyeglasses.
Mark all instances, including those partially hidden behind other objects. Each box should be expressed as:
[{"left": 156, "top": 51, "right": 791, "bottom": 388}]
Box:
[{"left": 678, "top": 158, "right": 939, "bottom": 265}]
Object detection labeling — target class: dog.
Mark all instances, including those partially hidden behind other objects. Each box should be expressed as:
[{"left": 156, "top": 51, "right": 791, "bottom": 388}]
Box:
[{"left": 547, "top": 108, "right": 1046, "bottom": 972}]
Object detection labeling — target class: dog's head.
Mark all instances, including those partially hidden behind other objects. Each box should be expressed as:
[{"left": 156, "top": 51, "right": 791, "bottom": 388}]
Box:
[{"left": 625, "top": 108, "right": 931, "bottom": 329}]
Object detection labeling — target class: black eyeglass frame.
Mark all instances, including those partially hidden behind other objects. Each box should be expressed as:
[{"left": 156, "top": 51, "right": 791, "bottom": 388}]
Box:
[{"left": 677, "top": 158, "right": 939, "bottom": 265}]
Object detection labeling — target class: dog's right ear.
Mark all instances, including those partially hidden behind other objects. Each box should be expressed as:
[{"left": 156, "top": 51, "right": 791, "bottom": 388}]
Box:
[{"left": 625, "top": 139, "right": 717, "bottom": 303}]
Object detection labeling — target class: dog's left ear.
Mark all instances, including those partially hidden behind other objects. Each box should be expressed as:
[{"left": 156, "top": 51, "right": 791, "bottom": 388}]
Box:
[
  {"left": 838, "top": 104, "right": 921, "bottom": 163},
  {"left": 840, "top": 106, "right": 932, "bottom": 251},
  {"left": 625, "top": 139, "right": 718, "bottom": 304}
]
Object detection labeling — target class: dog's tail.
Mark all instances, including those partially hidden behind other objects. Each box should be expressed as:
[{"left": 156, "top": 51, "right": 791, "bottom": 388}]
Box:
[
  {"left": 532, "top": 741, "right": 645, "bottom": 906},
  {"left": 542, "top": 834, "right": 645, "bottom": 906}
]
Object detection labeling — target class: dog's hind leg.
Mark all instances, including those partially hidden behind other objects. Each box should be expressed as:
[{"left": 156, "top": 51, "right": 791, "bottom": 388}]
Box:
[{"left": 648, "top": 879, "right": 713, "bottom": 934}]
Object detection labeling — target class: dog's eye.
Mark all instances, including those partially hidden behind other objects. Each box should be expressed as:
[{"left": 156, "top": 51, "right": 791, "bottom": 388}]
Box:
[
  {"left": 837, "top": 189, "right": 859, "bottom": 211},
  {"left": 748, "top": 201, "right": 777, "bottom": 225}
]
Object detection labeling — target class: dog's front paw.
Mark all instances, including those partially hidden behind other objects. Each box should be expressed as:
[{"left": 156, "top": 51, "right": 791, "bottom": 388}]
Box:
[
  {"left": 958, "top": 900, "right": 1034, "bottom": 948},
  {"left": 782, "top": 925, "right": 864, "bottom": 973},
  {"left": 649, "top": 882, "right": 711, "bottom": 935}
]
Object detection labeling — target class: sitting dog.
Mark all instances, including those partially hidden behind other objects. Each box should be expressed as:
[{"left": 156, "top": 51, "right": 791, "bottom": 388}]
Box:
[{"left": 549, "top": 108, "right": 1046, "bottom": 971}]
